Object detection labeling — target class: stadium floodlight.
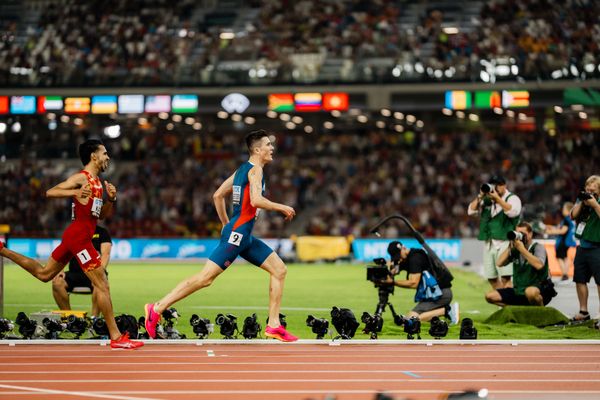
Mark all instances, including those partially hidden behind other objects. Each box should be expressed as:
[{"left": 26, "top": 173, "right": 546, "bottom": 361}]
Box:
[{"left": 103, "top": 125, "right": 120, "bottom": 138}]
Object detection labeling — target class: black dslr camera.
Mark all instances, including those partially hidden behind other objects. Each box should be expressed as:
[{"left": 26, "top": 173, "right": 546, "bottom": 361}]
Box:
[
  {"left": 215, "top": 313, "right": 238, "bottom": 339},
  {"left": 578, "top": 191, "right": 594, "bottom": 201}
]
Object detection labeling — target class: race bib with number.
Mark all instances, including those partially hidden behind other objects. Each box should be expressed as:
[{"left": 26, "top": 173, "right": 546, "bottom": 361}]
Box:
[
  {"left": 91, "top": 197, "right": 103, "bottom": 218},
  {"left": 76, "top": 249, "right": 92, "bottom": 265},
  {"left": 228, "top": 231, "right": 244, "bottom": 246},
  {"left": 576, "top": 222, "right": 586, "bottom": 236}
]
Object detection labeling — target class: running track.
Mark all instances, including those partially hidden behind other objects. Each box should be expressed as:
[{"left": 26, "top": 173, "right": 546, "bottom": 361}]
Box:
[{"left": 1, "top": 341, "right": 600, "bottom": 400}]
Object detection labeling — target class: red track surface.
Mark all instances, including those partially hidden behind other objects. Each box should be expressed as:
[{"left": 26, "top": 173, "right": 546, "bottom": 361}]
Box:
[{"left": 1, "top": 343, "right": 600, "bottom": 400}]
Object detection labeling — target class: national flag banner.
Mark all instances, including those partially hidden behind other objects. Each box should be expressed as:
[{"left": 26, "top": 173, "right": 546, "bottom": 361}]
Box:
[
  {"left": 37, "top": 96, "right": 63, "bottom": 113},
  {"left": 444, "top": 91, "right": 471, "bottom": 110},
  {"left": 0, "top": 96, "right": 8, "bottom": 114},
  {"left": 118, "top": 95, "right": 144, "bottom": 114},
  {"left": 502, "top": 90, "right": 530, "bottom": 108},
  {"left": 10, "top": 96, "right": 36, "bottom": 114},
  {"left": 268, "top": 93, "right": 294, "bottom": 112},
  {"left": 323, "top": 92, "right": 349, "bottom": 111},
  {"left": 64, "top": 97, "right": 91, "bottom": 113},
  {"left": 172, "top": 94, "right": 198, "bottom": 113},
  {"left": 145, "top": 95, "right": 171, "bottom": 113},
  {"left": 91, "top": 95, "right": 118, "bottom": 114},
  {"left": 474, "top": 91, "right": 501, "bottom": 109},
  {"left": 294, "top": 92, "right": 322, "bottom": 112}
]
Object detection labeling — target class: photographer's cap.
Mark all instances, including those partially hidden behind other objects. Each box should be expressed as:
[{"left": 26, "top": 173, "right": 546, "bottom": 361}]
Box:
[
  {"left": 489, "top": 175, "right": 506, "bottom": 185},
  {"left": 387, "top": 241, "right": 403, "bottom": 261}
]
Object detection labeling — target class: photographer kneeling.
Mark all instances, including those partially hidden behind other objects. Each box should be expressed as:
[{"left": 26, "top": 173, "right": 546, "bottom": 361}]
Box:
[
  {"left": 377, "top": 241, "right": 458, "bottom": 324},
  {"left": 485, "top": 222, "right": 555, "bottom": 307}
]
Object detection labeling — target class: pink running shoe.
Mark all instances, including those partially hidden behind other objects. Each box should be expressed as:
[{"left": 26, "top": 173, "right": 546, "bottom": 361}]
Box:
[
  {"left": 110, "top": 332, "right": 144, "bottom": 349},
  {"left": 144, "top": 303, "right": 161, "bottom": 339},
  {"left": 265, "top": 325, "right": 298, "bottom": 342}
]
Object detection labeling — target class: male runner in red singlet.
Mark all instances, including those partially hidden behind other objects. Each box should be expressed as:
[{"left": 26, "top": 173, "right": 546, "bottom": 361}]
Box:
[
  {"left": 145, "top": 130, "right": 298, "bottom": 342},
  {"left": 0, "top": 139, "right": 142, "bottom": 349}
]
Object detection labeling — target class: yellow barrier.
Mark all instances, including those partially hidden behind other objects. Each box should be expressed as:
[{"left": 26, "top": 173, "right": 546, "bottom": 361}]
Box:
[{"left": 295, "top": 236, "right": 351, "bottom": 262}]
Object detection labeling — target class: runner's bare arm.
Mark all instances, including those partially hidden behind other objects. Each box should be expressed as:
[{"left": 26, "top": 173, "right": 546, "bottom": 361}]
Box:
[
  {"left": 213, "top": 173, "right": 235, "bottom": 227},
  {"left": 46, "top": 173, "right": 90, "bottom": 200},
  {"left": 248, "top": 166, "right": 295, "bottom": 220}
]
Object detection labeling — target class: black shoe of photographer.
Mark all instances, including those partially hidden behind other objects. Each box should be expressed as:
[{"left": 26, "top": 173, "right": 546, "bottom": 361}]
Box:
[{"left": 570, "top": 311, "right": 590, "bottom": 323}]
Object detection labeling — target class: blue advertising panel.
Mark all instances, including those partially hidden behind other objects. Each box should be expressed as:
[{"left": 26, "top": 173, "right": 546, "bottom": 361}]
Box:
[{"left": 352, "top": 238, "right": 461, "bottom": 263}]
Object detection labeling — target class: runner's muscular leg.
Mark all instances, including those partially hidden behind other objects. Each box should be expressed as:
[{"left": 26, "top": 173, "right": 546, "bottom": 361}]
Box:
[
  {"left": 85, "top": 267, "right": 120, "bottom": 340},
  {"left": 260, "top": 252, "right": 287, "bottom": 328},
  {"left": 52, "top": 273, "right": 71, "bottom": 309},
  {"left": 0, "top": 247, "right": 65, "bottom": 282},
  {"left": 154, "top": 260, "right": 224, "bottom": 314}
]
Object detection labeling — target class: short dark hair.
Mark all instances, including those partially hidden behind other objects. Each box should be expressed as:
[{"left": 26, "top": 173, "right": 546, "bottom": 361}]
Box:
[
  {"left": 245, "top": 130, "right": 269, "bottom": 153},
  {"left": 79, "top": 139, "right": 104, "bottom": 166},
  {"left": 489, "top": 175, "right": 506, "bottom": 185},
  {"left": 517, "top": 221, "right": 533, "bottom": 233}
]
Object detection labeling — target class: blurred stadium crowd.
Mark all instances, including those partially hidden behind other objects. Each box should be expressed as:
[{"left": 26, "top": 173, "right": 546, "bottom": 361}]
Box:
[
  {"left": 1, "top": 0, "right": 599, "bottom": 86},
  {"left": 1, "top": 125, "right": 597, "bottom": 239}
]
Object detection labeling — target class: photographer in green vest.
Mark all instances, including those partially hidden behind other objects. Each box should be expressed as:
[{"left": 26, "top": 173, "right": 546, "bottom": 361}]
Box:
[
  {"left": 468, "top": 175, "right": 521, "bottom": 289},
  {"left": 571, "top": 175, "right": 600, "bottom": 321},
  {"left": 486, "top": 221, "right": 555, "bottom": 306}
]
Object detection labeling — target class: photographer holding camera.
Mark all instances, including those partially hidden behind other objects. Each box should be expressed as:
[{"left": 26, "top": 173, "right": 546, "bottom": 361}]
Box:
[
  {"left": 377, "top": 241, "right": 458, "bottom": 324},
  {"left": 485, "top": 222, "right": 555, "bottom": 307},
  {"left": 468, "top": 175, "right": 522, "bottom": 289},
  {"left": 570, "top": 175, "right": 600, "bottom": 321}
]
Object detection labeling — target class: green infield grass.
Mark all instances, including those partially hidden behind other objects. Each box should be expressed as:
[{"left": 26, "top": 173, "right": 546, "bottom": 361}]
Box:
[{"left": 2, "top": 262, "right": 599, "bottom": 340}]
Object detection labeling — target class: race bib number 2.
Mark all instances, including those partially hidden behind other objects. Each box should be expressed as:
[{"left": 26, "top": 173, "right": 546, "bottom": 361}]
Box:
[{"left": 228, "top": 231, "right": 244, "bottom": 246}]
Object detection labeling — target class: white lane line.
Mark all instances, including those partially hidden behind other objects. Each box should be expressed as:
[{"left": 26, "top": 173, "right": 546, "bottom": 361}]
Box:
[
  {"left": 2, "top": 361, "right": 600, "bottom": 366},
  {"left": 1, "top": 378, "right": 600, "bottom": 383},
  {"left": 0, "top": 369, "right": 597, "bottom": 374},
  {"left": 1, "top": 354, "right": 597, "bottom": 359},
  {"left": 3, "top": 390, "right": 600, "bottom": 396},
  {"left": 0, "top": 384, "right": 158, "bottom": 400}
]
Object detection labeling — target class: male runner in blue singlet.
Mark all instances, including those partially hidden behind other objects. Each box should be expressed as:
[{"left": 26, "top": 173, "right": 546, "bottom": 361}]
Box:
[{"left": 144, "top": 130, "right": 298, "bottom": 341}]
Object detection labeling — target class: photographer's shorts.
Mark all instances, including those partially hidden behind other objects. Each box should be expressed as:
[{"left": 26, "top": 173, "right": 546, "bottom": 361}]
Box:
[
  {"left": 412, "top": 288, "right": 453, "bottom": 314},
  {"left": 573, "top": 246, "right": 600, "bottom": 284},
  {"left": 497, "top": 287, "right": 553, "bottom": 306},
  {"left": 483, "top": 241, "right": 513, "bottom": 279}
]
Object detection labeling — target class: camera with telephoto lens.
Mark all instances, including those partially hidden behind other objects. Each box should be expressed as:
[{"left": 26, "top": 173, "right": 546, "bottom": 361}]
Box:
[
  {"left": 459, "top": 318, "right": 478, "bottom": 340},
  {"left": 155, "top": 308, "right": 185, "bottom": 339},
  {"left": 65, "top": 315, "right": 89, "bottom": 338},
  {"left": 306, "top": 315, "right": 329, "bottom": 339},
  {"left": 361, "top": 311, "right": 384, "bottom": 339},
  {"left": 578, "top": 191, "right": 594, "bottom": 201},
  {"left": 242, "top": 313, "right": 261, "bottom": 339},
  {"left": 189, "top": 314, "right": 213, "bottom": 339},
  {"left": 401, "top": 315, "right": 421, "bottom": 340},
  {"left": 506, "top": 230, "right": 524, "bottom": 241},
  {"left": 16, "top": 312, "right": 39, "bottom": 339},
  {"left": 428, "top": 316, "right": 449, "bottom": 339},
  {"left": 480, "top": 183, "right": 495, "bottom": 194},
  {"left": 215, "top": 313, "right": 238, "bottom": 339},
  {"left": 0, "top": 318, "right": 15, "bottom": 339},
  {"left": 42, "top": 317, "right": 65, "bottom": 339}
]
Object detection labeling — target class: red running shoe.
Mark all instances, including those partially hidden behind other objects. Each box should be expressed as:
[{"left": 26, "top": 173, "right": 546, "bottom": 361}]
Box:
[
  {"left": 110, "top": 332, "right": 144, "bottom": 349},
  {"left": 0, "top": 240, "right": 4, "bottom": 251},
  {"left": 265, "top": 325, "right": 298, "bottom": 342},
  {"left": 144, "top": 303, "right": 161, "bottom": 339}
]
